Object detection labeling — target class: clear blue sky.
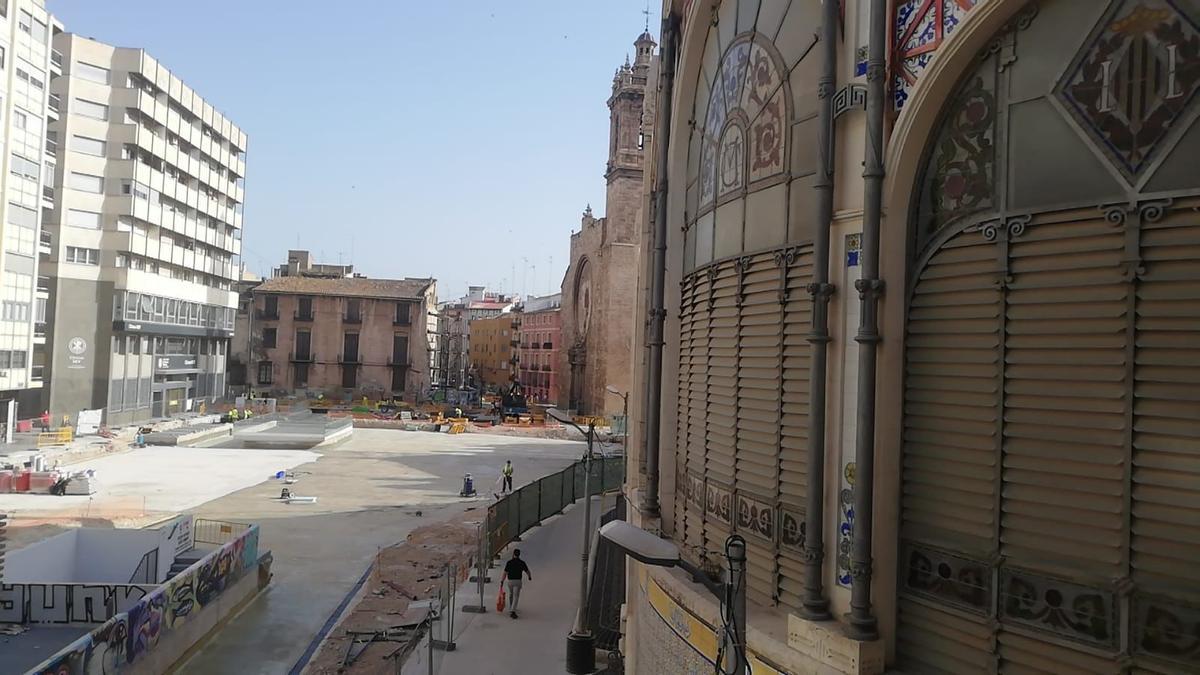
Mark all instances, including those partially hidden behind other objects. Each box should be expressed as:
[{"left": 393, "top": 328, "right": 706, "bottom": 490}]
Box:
[{"left": 49, "top": 0, "right": 658, "bottom": 301}]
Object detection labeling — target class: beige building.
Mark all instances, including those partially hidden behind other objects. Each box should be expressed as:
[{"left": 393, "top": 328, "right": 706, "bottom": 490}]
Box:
[
  {"left": 559, "top": 31, "right": 656, "bottom": 416},
  {"left": 468, "top": 312, "right": 517, "bottom": 390},
  {"left": 0, "top": 1, "right": 60, "bottom": 416},
  {"left": 622, "top": 1, "right": 1200, "bottom": 673},
  {"left": 244, "top": 274, "right": 435, "bottom": 402},
  {"left": 42, "top": 33, "right": 245, "bottom": 424}
]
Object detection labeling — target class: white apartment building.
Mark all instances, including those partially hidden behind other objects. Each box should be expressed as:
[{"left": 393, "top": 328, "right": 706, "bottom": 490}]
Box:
[
  {"left": 44, "top": 34, "right": 246, "bottom": 424},
  {"left": 0, "top": 1, "right": 59, "bottom": 418}
]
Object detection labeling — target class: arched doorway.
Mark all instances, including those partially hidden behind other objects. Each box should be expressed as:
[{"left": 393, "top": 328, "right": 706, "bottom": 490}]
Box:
[{"left": 896, "top": 0, "right": 1200, "bottom": 672}]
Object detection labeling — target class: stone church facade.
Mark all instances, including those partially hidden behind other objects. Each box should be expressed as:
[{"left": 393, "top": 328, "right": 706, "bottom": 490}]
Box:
[{"left": 558, "top": 32, "right": 657, "bottom": 416}]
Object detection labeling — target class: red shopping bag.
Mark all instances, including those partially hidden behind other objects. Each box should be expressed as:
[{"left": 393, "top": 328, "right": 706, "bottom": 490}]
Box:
[{"left": 496, "top": 585, "right": 507, "bottom": 612}]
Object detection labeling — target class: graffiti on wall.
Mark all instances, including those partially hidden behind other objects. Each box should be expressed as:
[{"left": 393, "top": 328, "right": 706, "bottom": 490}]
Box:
[
  {"left": 0, "top": 583, "right": 150, "bottom": 624},
  {"left": 29, "top": 525, "right": 260, "bottom": 675}
]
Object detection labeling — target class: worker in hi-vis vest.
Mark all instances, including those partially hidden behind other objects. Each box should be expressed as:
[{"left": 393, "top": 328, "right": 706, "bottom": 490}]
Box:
[{"left": 502, "top": 460, "right": 514, "bottom": 493}]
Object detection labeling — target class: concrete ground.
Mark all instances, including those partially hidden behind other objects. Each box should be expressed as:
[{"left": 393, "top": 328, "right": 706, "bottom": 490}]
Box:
[
  {"left": 437, "top": 494, "right": 605, "bottom": 675},
  {"left": 1, "top": 446, "right": 320, "bottom": 548},
  {"left": 176, "top": 428, "right": 584, "bottom": 674}
]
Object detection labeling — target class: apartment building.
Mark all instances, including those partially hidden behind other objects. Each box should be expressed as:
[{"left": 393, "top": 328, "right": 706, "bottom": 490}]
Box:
[
  {"left": 0, "top": 1, "right": 60, "bottom": 416},
  {"left": 468, "top": 313, "right": 517, "bottom": 390},
  {"left": 248, "top": 276, "right": 436, "bottom": 402},
  {"left": 515, "top": 293, "right": 560, "bottom": 405},
  {"left": 42, "top": 34, "right": 246, "bottom": 424}
]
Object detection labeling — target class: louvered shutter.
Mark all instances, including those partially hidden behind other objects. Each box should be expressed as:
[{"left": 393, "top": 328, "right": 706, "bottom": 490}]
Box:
[
  {"left": 902, "top": 228, "right": 1001, "bottom": 556},
  {"left": 676, "top": 274, "right": 696, "bottom": 543},
  {"left": 1003, "top": 214, "right": 1126, "bottom": 579},
  {"left": 776, "top": 244, "right": 813, "bottom": 607},
  {"left": 735, "top": 252, "right": 784, "bottom": 605},
  {"left": 1133, "top": 210, "right": 1200, "bottom": 592},
  {"left": 896, "top": 597, "right": 993, "bottom": 675},
  {"left": 704, "top": 263, "right": 738, "bottom": 555},
  {"left": 686, "top": 271, "right": 709, "bottom": 554}
]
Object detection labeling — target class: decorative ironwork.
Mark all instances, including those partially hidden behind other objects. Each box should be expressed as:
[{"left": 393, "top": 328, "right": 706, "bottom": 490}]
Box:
[
  {"left": 834, "top": 84, "right": 867, "bottom": 118},
  {"left": 893, "top": 0, "right": 984, "bottom": 110},
  {"left": 705, "top": 481, "right": 732, "bottom": 525},
  {"left": 734, "top": 256, "right": 752, "bottom": 307},
  {"left": 902, "top": 544, "right": 992, "bottom": 615},
  {"left": 1133, "top": 593, "right": 1200, "bottom": 667},
  {"left": 999, "top": 569, "right": 1119, "bottom": 649},
  {"left": 1056, "top": 0, "right": 1200, "bottom": 182},
  {"left": 780, "top": 507, "right": 806, "bottom": 551},
  {"left": 705, "top": 264, "right": 719, "bottom": 310},
  {"left": 1102, "top": 197, "right": 1176, "bottom": 225},
  {"left": 773, "top": 247, "right": 797, "bottom": 304},
  {"left": 734, "top": 492, "right": 776, "bottom": 542}
]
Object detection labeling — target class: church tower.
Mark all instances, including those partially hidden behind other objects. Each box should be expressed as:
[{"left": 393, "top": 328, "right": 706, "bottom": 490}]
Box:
[{"left": 604, "top": 31, "right": 656, "bottom": 244}]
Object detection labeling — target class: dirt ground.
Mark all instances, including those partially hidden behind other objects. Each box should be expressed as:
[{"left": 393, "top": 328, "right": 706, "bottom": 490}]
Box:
[{"left": 306, "top": 509, "right": 486, "bottom": 675}]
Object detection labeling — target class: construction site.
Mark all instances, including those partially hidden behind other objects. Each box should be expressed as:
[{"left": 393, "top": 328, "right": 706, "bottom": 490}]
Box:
[{"left": 0, "top": 399, "right": 618, "bottom": 675}]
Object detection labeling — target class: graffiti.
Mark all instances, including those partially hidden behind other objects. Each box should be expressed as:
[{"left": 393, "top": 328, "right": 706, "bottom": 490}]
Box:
[
  {"left": 0, "top": 583, "right": 149, "bottom": 624},
  {"left": 27, "top": 525, "right": 261, "bottom": 675}
]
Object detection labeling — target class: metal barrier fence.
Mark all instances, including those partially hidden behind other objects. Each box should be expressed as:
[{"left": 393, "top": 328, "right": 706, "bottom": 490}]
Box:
[
  {"left": 193, "top": 518, "right": 252, "bottom": 545},
  {"left": 486, "top": 456, "right": 624, "bottom": 559}
]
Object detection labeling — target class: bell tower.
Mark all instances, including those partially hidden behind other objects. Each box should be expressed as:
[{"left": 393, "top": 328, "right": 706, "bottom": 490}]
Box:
[{"left": 604, "top": 31, "right": 656, "bottom": 242}]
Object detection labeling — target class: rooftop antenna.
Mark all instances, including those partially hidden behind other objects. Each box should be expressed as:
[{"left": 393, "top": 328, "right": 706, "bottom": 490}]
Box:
[{"left": 643, "top": 0, "right": 650, "bottom": 31}]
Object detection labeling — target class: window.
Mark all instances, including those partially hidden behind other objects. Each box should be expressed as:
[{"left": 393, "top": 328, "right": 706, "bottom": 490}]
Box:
[
  {"left": 263, "top": 295, "right": 278, "bottom": 318},
  {"left": 12, "top": 110, "right": 24, "bottom": 129},
  {"left": 343, "top": 333, "right": 359, "bottom": 362},
  {"left": 391, "top": 366, "right": 407, "bottom": 392},
  {"left": 295, "top": 330, "right": 312, "bottom": 359},
  {"left": 293, "top": 363, "right": 308, "bottom": 387},
  {"left": 9, "top": 154, "right": 37, "bottom": 180},
  {"left": 257, "top": 361, "right": 272, "bottom": 385},
  {"left": 17, "top": 10, "right": 29, "bottom": 34},
  {"left": 67, "top": 209, "right": 101, "bottom": 229},
  {"left": 72, "top": 135, "right": 106, "bottom": 157},
  {"left": 7, "top": 202, "right": 35, "bottom": 228},
  {"left": 75, "top": 98, "right": 108, "bottom": 121},
  {"left": 341, "top": 364, "right": 357, "bottom": 389},
  {"left": 75, "top": 62, "right": 110, "bottom": 85},
  {"left": 345, "top": 298, "right": 361, "bottom": 321},
  {"left": 65, "top": 246, "right": 100, "bottom": 265},
  {"left": 0, "top": 350, "right": 27, "bottom": 368},
  {"left": 2, "top": 301, "right": 29, "bottom": 322},
  {"left": 261, "top": 327, "right": 276, "bottom": 348},
  {"left": 68, "top": 172, "right": 104, "bottom": 194},
  {"left": 297, "top": 296, "right": 313, "bottom": 320},
  {"left": 392, "top": 334, "right": 409, "bottom": 364},
  {"left": 395, "top": 301, "right": 411, "bottom": 325},
  {"left": 4, "top": 225, "right": 33, "bottom": 256}
]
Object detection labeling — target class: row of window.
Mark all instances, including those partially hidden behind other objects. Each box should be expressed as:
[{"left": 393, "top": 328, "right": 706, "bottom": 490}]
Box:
[
  {"left": 0, "top": 349, "right": 28, "bottom": 368},
  {"left": 262, "top": 327, "right": 410, "bottom": 361},
  {"left": 261, "top": 295, "right": 412, "bottom": 324},
  {"left": 113, "top": 291, "right": 236, "bottom": 331},
  {"left": 127, "top": 71, "right": 245, "bottom": 157},
  {"left": 113, "top": 334, "right": 226, "bottom": 357},
  {"left": 10, "top": 153, "right": 39, "bottom": 181},
  {"left": 256, "top": 361, "right": 408, "bottom": 391},
  {"left": 65, "top": 246, "right": 99, "bottom": 265}
]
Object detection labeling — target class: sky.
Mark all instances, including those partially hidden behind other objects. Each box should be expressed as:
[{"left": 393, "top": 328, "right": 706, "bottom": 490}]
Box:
[{"left": 48, "top": 0, "right": 659, "bottom": 302}]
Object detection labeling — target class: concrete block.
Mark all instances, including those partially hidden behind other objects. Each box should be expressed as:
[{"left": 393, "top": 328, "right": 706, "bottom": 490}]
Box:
[{"left": 787, "top": 614, "right": 885, "bottom": 675}]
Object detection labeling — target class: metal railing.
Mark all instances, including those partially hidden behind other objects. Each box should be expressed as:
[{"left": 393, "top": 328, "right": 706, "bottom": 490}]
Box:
[
  {"left": 486, "top": 456, "right": 624, "bottom": 559},
  {"left": 193, "top": 518, "right": 251, "bottom": 545}
]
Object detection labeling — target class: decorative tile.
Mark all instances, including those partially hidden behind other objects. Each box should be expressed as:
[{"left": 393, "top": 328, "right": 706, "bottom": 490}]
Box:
[
  {"left": 705, "top": 481, "right": 732, "bottom": 525},
  {"left": 902, "top": 543, "right": 991, "bottom": 614},
  {"left": 734, "top": 492, "right": 776, "bottom": 542},
  {"left": 1055, "top": 0, "right": 1200, "bottom": 182},
  {"left": 892, "top": 0, "right": 984, "bottom": 111},
  {"left": 999, "top": 568, "right": 1119, "bottom": 649},
  {"left": 1133, "top": 593, "right": 1200, "bottom": 667}
]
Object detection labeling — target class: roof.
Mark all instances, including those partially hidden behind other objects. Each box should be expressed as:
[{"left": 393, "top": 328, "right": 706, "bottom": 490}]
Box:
[
  {"left": 468, "top": 301, "right": 511, "bottom": 310},
  {"left": 256, "top": 276, "right": 432, "bottom": 300}
]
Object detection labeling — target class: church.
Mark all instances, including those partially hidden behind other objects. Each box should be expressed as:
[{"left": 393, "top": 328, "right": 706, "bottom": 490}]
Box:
[{"left": 558, "top": 31, "right": 657, "bottom": 417}]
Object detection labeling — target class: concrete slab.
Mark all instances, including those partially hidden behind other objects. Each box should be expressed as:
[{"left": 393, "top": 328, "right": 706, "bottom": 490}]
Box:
[
  {"left": 0, "top": 625, "right": 90, "bottom": 675},
  {"left": 174, "top": 429, "right": 586, "bottom": 674},
  {"left": 0, "top": 446, "right": 320, "bottom": 519}
]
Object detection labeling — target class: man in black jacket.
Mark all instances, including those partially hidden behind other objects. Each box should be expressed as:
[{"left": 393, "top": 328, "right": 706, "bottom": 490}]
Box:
[{"left": 504, "top": 549, "right": 532, "bottom": 618}]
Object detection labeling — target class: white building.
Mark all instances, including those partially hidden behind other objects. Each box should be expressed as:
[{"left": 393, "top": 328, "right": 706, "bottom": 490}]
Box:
[
  {"left": 43, "top": 34, "right": 246, "bottom": 424},
  {"left": 0, "top": 1, "right": 59, "bottom": 415}
]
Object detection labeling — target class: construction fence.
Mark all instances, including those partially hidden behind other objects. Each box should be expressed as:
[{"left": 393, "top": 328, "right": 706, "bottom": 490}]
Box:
[{"left": 486, "top": 456, "right": 625, "bottom": 559}]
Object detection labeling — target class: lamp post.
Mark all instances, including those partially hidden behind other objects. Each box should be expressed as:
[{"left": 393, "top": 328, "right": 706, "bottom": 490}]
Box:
[
  {"left": 599, "top": 521, "right": 748, "bottom": 674},
  {"left": 547, "top": 407, "right": 597, "bottom": 674},
  {"left": 604, "top": 384, "right": 628, "bottom": 450}
]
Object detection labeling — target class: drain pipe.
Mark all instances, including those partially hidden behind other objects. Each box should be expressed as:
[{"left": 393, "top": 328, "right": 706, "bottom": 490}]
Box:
[
  {"left": 641, "top": 13, "right": 678, "bottom": 519},
  {"left": 799, "top": 0, "right": 839, "bottom": 622},
  {"left": 848, "top": 0, "right": 886, "bottom": 641}
]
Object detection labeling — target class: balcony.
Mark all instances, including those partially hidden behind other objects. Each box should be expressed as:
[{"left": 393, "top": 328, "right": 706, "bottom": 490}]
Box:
[
  {"left": 255, "top": 308, "right": 279, "bottom": 320},
  {"left": 387, "top": 357, "right": 410, "bottom": 368},
  {"left": 42, "top": 184, "right": 54, "bottom": 202},
  {"left": 343, "top": 314, "right": 362, "bottom": 324},
  {"left": 38, "top": 230, "right": 51, "bottom": 255},
  {"left": 338, "top": 353, "right": 362, "bottom": 365},
  {"left": 289, "top": 352, "right": 315, "bottom": 363},
  {"left": 36, "top": 276, "right": 50, "bottom": 294},
  {"left": 31, "top": 365, "right": 44, "bottom": 381},
  {"left": 294, "top": 311, "right": 314, "bottom": 322},
  {"left": 392, "top": 318, "right": 411, "bottom": 327},
  {"left": 34, "top": 323, "right": 46, "bottom": 339},
  {"left": 543, "top": 342, "right": 553, "bottom": 349}
]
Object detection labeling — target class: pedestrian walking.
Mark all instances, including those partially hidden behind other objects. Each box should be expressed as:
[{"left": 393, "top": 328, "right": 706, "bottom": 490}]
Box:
[
  {"left": 502, "top": 460, "right": 514, "bottom": 493},
  {"left": 504, "top": 549, "right": 532, "bottom": 618}
]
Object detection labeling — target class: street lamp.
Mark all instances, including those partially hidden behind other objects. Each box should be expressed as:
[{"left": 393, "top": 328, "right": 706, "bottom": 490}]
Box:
[
  {"left": 604, "top": 385, "right": 628, "bottom": 451},
  {"left": 547, "top": 407, "right": 598, "bottom": 674},
  {"left": 598, "top": 521, "right": 748, "bottom": 675}
]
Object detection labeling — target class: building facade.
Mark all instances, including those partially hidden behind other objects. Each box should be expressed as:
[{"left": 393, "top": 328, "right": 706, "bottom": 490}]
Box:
[
  {"left": 468, "top": 312, "right": 517, "bottom": 391},
  {"left": 247, "top": 276, "right": 435, "bottom": 402},
  {"left": 558, "top": 32, "right": 655, "bottom": 416},
  {"left": 0, "top": 2, "right": 60, "bottom": 416},
  {"left": 623, "top": 1, "right": 1200, "bottom": 674},
  {"left": 516, "top": 293, "right": 561, "bottom": 405},
  {"left": 435, "top": 286, "right": 514, "bottom": 391},
  {"left": 43, "top": 34, "right": 245, "bottom": 424}
]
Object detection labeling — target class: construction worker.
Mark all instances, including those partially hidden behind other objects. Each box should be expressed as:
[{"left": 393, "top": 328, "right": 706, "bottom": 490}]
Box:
[
  {"left": 502, "top": 460, "right": 514, "bottom": 493},
  {"left": 454, "top": 406, "right": 463, "bottom": 419},
  {"left": 228, "top": 408, "right": 240, "bottom": 422},
  {"left": 244, "top": 407, "right": 254, "bottom": 420}
]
